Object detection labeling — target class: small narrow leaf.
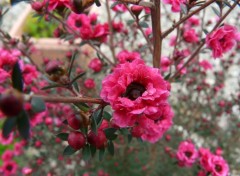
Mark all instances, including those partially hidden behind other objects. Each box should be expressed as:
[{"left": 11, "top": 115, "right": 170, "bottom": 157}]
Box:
[
  {"left": 103, "top": 111, "right": 111, "bottom": 121},
  {"left": 127, "top": 19, "right": 135, "bottom": 26},
  {"left": 104, "top": 128, "right": 118, "bottom": 140},
  {"left": 2, "top": 117, "right": 17, "bottom": 138},
  {"left": 99, "top": 148, "right": 105, "bottom": 161},
  {"left": 63, "top": 145, "right": 77, "bottom": 156},
  {"left": 138, "top": 21, "right": 149, "bottom": 28},
  {"left": 164, "top": 73, "right": 171, "bottom": 80},
  {"left": 12, "top": 62, "right": 23, "bottom": 92},
  {"left": 70, "top": 72, "right": 86, "bottom": 84},
  {"left": 90, "top": 145, "right": 96, "bottom": 157},
  {"left": 91, "top": 115, "right": 97, "bottom": 134},
  {"left": 82, "top": 145, "right": 91, "bottom": 160},
  {"left": 180, "top": 4, "right": 188, "bottom": 14},
  {"left": 41, "top": 84, "right": 62, "bottom": 90},
  {"left": 211, "top": 6, "right": 220, "bottom": 16},
  {"left": 56, "top": 133, "right": 69, "bottom": 141},
  {"left": 107, "top": 141, "right": 114, "bottom": 156},
  {"left": 31, "top": 97, "right": 46, "bottom": 113},
  {"left": 68, "top": 52, "right": 78, "bottom": 77},
  {"left": 73, "top": 103, "right": 90, "bottom": 112},
  {"left": 17, "top": 111, "right": 30, "bottom": 140}
]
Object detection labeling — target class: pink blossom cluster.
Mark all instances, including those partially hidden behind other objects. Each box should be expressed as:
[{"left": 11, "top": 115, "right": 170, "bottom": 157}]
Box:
[
  {"left": 176, "top": 141, "right": 229, "bottom": 176},
  {"left": 0, "top": 141, "right": 28, "bottom": 176},
  {"left": 206, "top": 24, "right": 240, "bottom": 58},
  {"left": 67, "top": 13, "right": 109, "bottom": 42},
  {"left": 100, "top": 59, "right": 173, "bottom": 143}
]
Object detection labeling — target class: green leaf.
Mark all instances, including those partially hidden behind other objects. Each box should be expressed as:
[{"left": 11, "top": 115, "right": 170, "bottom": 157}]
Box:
[
  {"left": 91, "top": 114, "right": 98, "bottom": 134},
  {"left": 41, "top": 83, "right": 62, "bottom": 90},
  {"left": 128, "top": 134, "right": 132, "bottom": 143},
  {"left": 90, "top": 145, "right": 96, "bottom": 157},
  {"left": 211, "top": 6, "right": 220, "bottom": 16},
  {"left": 70, "top": 72, "right": 86, "bottom": 84},
  {"left": 119, "top": 128, "right": 129, "bottom": 135},
  {"left": 2, "top": 117, "right": 17, "bottom": 138},
  {"left": 103, "top": 111, "right": 111, "bottom": 121},
  {"left": 99, "top": 148, "right": 105, "bottom": 161},
  {"left": 164, "top": 73, "right": 171, "bottom": 80},
  {"left": 82, "top": 144, "right": 91, "bottom": 160},
  {"left": 12, "top": 62, "right": 23, "bottom": 92},
  {"left": 180, "top": 4, "right": 188, "bottom": 14},
  {"left": 104, "top": 128, "right": 117, "bottom": 140},
  {"left": 31, "top": 97, "right": 46, "bottom": 113},
  {"left": 127, "top": 19, "right": 135, "bottom": 26},
  {"left": 56, "top": 133, "right": 69, "bottom": 141},
  {"left": 17, "top": 111, "right": 30, "bottom": 140},
  {"left": 73, "top": 103, "right": 90, "bottom": 112},
  {"left": 63, "top": 145, "right": 77, "bottom": 156},
  {"left": 68, "top": 52, "right": 78, "bottom": 77},
  {"left": 138, "top": 21, "right": 149, "bottom": 28},
  {"left": 107, "top": 141, "right": 114, "bottom": 156},
  {"left": 94, "top": 109, "right": 104, "bottom": 125}
]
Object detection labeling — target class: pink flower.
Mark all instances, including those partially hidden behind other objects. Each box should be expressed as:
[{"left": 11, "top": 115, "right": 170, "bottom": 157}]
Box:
[
  {"left": 1, "top": 160, "right": 18, "bottom": 176},
  {"left": 210, "top": 155, "right": 229, "bottom": 176},
  {"left": 88, "top": 58, "right": 103, "bottom": 72},
  {"left": 0, "top": 69, "right": 10, "bottom": 83},
  {"left": 163, "top": 0, "right": 186, "bottom": 12},
  {"left": 199, "top": 60, "right": 213, "bottom": 70},
  {"left": 84, "top": 78, "right": 95, "bottom": 89},
  {"left": 14, "top": 142, "right": 24, "bottom": 156},
  {"left": 112, "top": 21, "right": 124, "bottom": 33},
  {"left": 199, "top": 148, "right": 213, "bottom": 172},
  {"left": 176, "top": 141, "right": 198, "bottom": 167},
  {"left": 145, "top": 28, "right": 152, "bottom": 37},
  {"left": 169, "top": 35, "right": 177, "bottom": 46},
  {"left": 160, "top": 56, "right": 171, "bottom": 72},
  {"left": 177, "top": 63, "right": 187, "bottom": 75},
  {"left": 183, "top": 29, "right": 199, "bottom": 43},
  {"left": 22, "top": 64, "right": 39, "bottom": 85},
  {"left": 92, "top": 23, "right": 109, "bottom": 43},
  {"left": 100, "top": 59, "right": 173, "bottom": 143},
  {"left": 116, "top": 50, "right": 141, "bottom": 64},
  {"left": 22, "top": 167, "right": 33, "bottom": 175},
  {"left": 112, "top": 3, "right": 127, "bottom": 12},
  {"left": 206, "top": 24, "right": 240, "bottom": 58},
  {"left": 0, "top": 131, "right": 14, "bottom": 145},
  {"left": 43, "top": 0, "right": 70, "bottom": 11},
  {"left": 66, "top": 13, "right": 93, "bottom": 39},
  {"left": 197, "top": 171, "right": 207, "bottom": 176},
  {"left": 1, "top": 150, "right": 14, "bottom": 161}
]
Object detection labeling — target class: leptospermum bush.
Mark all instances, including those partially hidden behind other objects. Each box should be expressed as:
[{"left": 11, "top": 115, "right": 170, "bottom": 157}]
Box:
[{"left": 0, "top": 0, "right": 239, "bottom": 175}]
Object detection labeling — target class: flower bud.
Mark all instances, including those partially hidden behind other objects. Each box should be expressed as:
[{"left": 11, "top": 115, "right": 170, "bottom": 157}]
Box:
[
  {"left": 131, "top": 5, "right": 143, "bottom": 17},
  {"left": 0, "top": 92, "right": 23, "bottom": 117},
  {"left": 31, "top": 1, "right": 44, "bottom": 12}
]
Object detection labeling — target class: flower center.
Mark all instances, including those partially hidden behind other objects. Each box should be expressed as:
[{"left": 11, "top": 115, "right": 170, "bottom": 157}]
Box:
[
  {"left": 6, "top": 165, "right": 13, "bottom": 171},
  {"left": 75, "top": 20, "right": 82, "bottom": 28},
  {"left": 215, "top": 164, "right": 222, "bottom": 172},
  {"left": 123, "top": 82, "right": 146, "bottom": 100},
  {"left": 184, "top": 151, "right": 193, "bottom": 158}
]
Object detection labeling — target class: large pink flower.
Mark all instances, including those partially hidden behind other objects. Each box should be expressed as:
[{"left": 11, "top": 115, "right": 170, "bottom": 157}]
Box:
[
  {"left": 183, "top": 28, "right": 199, "bottom": 43},
  {"left": 0, "top": 160, "right": 18, "bottom": 176},
  {"left": 176, "top": 141, "right": 198, "bottom": 167},
  {"left": 206, "top": 24, "right": 240, "bottom": 58},
  {"left": 43, "top": 0, "right": 70, "bottom": 11},
  {"left": 100, "top": 59, "right": 173, "bottom": 143}
]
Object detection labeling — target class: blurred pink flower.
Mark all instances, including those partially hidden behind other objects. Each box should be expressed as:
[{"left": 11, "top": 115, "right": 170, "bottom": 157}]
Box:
[
  {"left": 0, "top": 131, "right": 14, "bottom": 145},
  {"left": 1, "top": 160, "right": 18, "bottom": 176},
  {"left": 88, "top": 58, "right": 102, "bottom": 72},
  {"left": 84, "top": 79, "right": 95, "bottom": 89},
  {"left": 206, "top": 24, "right": 240, "bottom": 58},
  {"left": 183, "top": 29, "right": 199, "bottom": 43},
  {"left": 163, "top": 0, "right": 186, "bottom": 12},
  {"left": 1, "top": 150, "right": 14, "bottom": 161},
  {"left": 199, "top": 60, "right": 213, "bottom": 70},
  {"left": 176, "top": 141, "right": 198, "bottom": 167},
  {"left": 116, "top": 50, "right": 141, "bottom": 64},
  {"left": 160, "top": 56, "right": 171, "bottom": 72}
]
